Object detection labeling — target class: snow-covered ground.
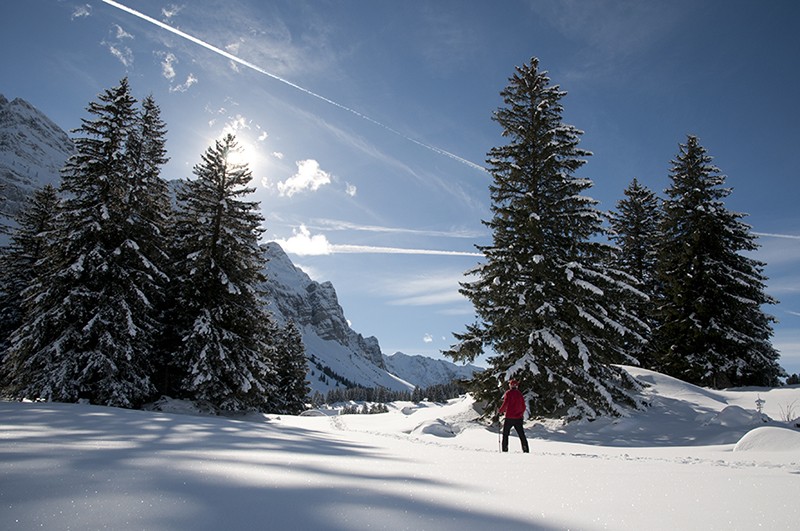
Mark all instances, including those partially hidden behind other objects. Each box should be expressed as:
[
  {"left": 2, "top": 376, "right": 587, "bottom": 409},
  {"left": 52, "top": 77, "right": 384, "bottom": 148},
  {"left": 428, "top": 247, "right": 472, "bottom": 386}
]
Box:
[{"left": 2, "top": 367, "right": 799, "bottom": 530}]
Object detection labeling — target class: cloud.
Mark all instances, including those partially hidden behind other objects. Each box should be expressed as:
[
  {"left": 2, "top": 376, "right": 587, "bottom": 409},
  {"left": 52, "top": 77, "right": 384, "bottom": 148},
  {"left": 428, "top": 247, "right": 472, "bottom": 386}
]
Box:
[
  {"left": 71, "top": 4, "right": 92, "bottom": 19},
  {"left": 272, "top": 226, "right": 483, "bottom": 257},
  {"left": 159, "top": 52, "right": 177, "bottom": 80},
  {"left": 102, "top": 24, "right": 134, "bottom": 67},
  {"left": 161, "top": 4, "right": 183, "bottom": 20},
  {"left": 114, "top": 24, "right": 133, "bottom": 40},
  {"left": 257, "top": 131, "right": 268, "bottom": 142},
  {"left": 310, "top": 218, "right": 485, "bottom": 239},
  {"left": 345, "top": 183, "right": 357, "bottom": 197},
  {"left": 106, "top": 44, "right": 134, "bottom": 67},
  {"left": 278, "top": 159, "right": 331, "bottom": 197},
  {"left": 382, "top": 270, "right": 475, "bottom": 306},
  {"left": 329, "top": 245, "right": 480, "bottom": 257},
  {"left": 169, "top": 73, "right": 198, "bottom": 93},
  {"left": 272, "top": 152, "right": 284, "bottom": 160},
  {"left": 273, "top": 225, "right": 332, "bottom": 256},
  {"left": 423, "top": 333, "right": 434, "bottom": 343}
]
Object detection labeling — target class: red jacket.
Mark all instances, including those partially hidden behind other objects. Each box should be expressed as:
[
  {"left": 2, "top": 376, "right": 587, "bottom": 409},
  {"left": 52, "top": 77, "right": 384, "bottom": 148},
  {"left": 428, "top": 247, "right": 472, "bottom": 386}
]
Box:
[{"left": 499, "top": 388, "right": 526, "bottom": 419}]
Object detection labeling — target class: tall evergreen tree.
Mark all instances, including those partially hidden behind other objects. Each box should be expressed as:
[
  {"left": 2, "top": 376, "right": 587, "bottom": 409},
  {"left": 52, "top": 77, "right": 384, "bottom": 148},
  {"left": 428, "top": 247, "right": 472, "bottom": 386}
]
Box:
[
  {"left": 608, "top": 178, "right": 662, "bottom": 367},
  {"left": 652, "top": 135, "right": 783, "bottom": 388},
  {"left": 171, "top": 133, "right": 277, "bottom": 411},
  {"left": 126, "top": 94, "right": 174, "bottom": 393},
  {"left": 445, "top": 58, "right": 645, "bottom": 419},
  {"left": 1, "top": 79, "right": 168, "bottom": 406},
  {"left": 0, "top": 185, "right": 59, "bottom": 362},
  {"left": 272, "top": 320, "right": 310, "bottom": 414}
]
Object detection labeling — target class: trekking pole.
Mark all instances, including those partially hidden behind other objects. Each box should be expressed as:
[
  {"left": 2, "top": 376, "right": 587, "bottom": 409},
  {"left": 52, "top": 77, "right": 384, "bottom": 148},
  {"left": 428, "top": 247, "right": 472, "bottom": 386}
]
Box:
[{"left": 497, "top": 415, "right": 502, "bottom": 452}]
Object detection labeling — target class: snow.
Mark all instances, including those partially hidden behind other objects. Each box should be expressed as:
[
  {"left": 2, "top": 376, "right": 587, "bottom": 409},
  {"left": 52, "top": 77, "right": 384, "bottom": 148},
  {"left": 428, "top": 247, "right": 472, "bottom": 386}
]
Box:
[{"left": 1, "top": 367, "right": 799, "bottom": 530}]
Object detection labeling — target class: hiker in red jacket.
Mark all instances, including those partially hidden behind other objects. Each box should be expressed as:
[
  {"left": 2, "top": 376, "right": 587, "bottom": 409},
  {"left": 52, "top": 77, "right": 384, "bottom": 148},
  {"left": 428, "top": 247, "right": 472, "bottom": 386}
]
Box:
[{"left": 498, "top": 379, "right": 529, "bottom": 453}]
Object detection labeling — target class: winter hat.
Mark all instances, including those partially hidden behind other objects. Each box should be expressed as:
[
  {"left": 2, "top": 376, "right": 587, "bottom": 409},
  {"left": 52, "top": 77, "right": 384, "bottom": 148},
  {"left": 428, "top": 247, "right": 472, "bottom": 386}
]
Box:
[{"left": 508, "top": 379, "right": 518, "bottom": 387}]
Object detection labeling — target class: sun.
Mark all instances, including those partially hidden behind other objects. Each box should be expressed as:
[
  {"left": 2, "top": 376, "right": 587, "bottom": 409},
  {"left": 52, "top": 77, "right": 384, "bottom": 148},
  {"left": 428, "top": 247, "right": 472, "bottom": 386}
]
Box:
[{"left": 224, "top": 137, "right": 252, "bottom": 167}]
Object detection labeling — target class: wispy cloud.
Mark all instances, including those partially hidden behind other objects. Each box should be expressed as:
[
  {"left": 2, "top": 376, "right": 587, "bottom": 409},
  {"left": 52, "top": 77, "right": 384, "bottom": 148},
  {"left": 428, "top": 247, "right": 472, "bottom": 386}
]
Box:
[
  {"left": 537, "top": 0, "right": 684, "bottom": 84},
  {"left": 381, "top": 270, "right": 476, "bottom": 306},
  {"left": 752, "top": 234, "right": 800, "bottom": 267},
  {"left": 273, "top": 225, "right": 482, "bottom": 258},
  {"left": 161, "top": 4, "right": 183, "bottom": 20},
  {"left": 309, "top": 218, "right": 485, "bottom": 239},
  {"left": 169, "top": 73, "right": 197, "bottom": 93},
  {"left": 71, "top": 4, "right": 92, "bottom": 20},
  {"left": 159, "top": 51, "right": 177, "bottom": 80},
  {"left": 102, "top": 23, "right": 134, "bottom": 67},
  {"left": 114, "top": 23, "right": 133, "bottom": 40}
]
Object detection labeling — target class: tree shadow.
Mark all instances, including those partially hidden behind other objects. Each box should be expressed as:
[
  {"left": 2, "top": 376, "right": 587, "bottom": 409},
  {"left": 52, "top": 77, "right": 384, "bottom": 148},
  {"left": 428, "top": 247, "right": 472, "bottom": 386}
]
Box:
[{"left": 0, "top": 401, "right": 567, "bottom": 530}]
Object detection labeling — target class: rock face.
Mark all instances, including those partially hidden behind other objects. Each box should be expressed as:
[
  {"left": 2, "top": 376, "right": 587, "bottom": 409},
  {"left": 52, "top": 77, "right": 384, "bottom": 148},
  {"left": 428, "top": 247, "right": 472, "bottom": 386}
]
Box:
[
  {"left": 260, "top": 242, "right": 408, "bottom": 393},
  {"left": 0, "top": 94, "right": 74, "bottom": 241}
]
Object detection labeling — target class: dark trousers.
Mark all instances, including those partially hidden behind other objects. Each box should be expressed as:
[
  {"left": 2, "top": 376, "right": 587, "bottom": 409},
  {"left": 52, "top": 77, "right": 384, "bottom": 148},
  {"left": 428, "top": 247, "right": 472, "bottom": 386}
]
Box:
[{"left": 502, "top": 417, "right": 529, "bottom": 452}]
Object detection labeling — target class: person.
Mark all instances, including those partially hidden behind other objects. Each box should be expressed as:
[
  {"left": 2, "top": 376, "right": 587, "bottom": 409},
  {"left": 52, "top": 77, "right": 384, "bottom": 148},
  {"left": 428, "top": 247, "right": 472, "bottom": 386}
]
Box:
[{"left": 498, "top": 379, "right": 529, "bottom": 453}]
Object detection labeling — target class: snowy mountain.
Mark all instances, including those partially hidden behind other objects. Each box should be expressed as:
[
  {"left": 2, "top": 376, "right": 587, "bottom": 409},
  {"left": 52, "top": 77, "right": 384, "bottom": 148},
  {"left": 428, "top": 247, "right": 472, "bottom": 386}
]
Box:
[
  {"left": 0, "top": 94, "right": 74, "bottom": 242},
  {"left": 382, "top": 351, "right": 482, "bottom": 389},
  {"left": 261, "top": 242, "right": 423, "bottom": 394}
]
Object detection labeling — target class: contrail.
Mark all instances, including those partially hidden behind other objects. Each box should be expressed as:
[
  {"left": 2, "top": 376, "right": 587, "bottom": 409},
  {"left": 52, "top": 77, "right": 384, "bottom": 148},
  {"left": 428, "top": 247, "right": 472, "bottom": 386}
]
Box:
[
  {"left": 310, "top": 218, "right": 486, "bottom": 238},
  {"left": 330, "top": 244, "right": 482, "bottom": 257},
  {"left": 101, "top": 0, "right": 486, "bottom": 173},
  {"left": 754, "top": 232, "right": 800, "bottom": 240}
]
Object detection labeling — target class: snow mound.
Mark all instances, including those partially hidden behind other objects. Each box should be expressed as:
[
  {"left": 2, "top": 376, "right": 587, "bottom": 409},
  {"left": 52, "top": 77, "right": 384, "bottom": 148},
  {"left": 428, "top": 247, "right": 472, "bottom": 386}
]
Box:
[
  {"left": 143, "top": 397, "right": 219, "bottom": 416},
  {"left": 702, "top": 405, "right": 767, "bottom": 428},
  {"left": 411, "top": 418, "right": 457, "bottom": 438},
  {"left": 733, "top": 427, "right": 800, "bottom": 452},
  {"left": 298, "top": 409, "right": 329, "bottom": 417}
]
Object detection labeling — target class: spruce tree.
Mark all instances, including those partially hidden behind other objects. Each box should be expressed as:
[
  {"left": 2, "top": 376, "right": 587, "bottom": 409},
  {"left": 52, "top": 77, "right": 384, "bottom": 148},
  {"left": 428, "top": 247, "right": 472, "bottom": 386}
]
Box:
[
  {"left": 1, "top": 79, "right": 168, "bottom": 407},
  {"left": 0, "top": 185, "right": 59, "bottom": 362},
  {"left": 272, "top": 320, "right": 310, "bottom": 414},
  {"left": 608, "top": 178, "right": 662, "bottom": 368},
  {"left": 652, "top": 135, "right": 783, "bottom": 388},
  {"left": 445, "top": 58, "right": 645, "bottom": 419},
  {"left": 171, "top": 134, "right": 277, "bottom": 411},
  {"left": 126, "top": 95, "right": 174, "bottom": 393}
]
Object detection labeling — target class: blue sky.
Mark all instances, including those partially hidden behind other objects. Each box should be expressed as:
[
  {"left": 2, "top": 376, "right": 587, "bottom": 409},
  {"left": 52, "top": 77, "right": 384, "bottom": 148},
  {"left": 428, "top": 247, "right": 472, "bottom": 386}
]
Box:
[{"left": 2, "top": 1, "right": 799, "bottom": 375}]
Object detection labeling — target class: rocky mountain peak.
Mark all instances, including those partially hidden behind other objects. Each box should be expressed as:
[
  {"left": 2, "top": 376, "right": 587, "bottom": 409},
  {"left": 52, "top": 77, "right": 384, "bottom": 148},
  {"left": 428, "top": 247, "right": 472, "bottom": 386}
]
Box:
[{"left": 0, "top": 94, "right": 74, "bottom": 238}]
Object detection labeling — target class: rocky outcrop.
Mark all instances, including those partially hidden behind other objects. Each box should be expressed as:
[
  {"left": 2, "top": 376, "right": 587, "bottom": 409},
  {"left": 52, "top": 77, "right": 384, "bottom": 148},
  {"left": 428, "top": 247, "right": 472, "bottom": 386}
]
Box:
[{"left": 261, "top": 242, "right": 393, "bottom": 392}]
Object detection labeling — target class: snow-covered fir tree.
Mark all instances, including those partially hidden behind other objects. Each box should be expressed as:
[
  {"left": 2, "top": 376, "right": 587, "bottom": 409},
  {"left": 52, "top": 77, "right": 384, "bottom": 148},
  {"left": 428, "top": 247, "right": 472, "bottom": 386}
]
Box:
[
  {"left": 607, "top": 178, "right": 662, "bottom": 367},
  {"left": 1, "top": 79, "right": 170, "bottom": 406},
  {"left": 445, "top": 58, "right": 645, "bottom": 419},
  {"left": 171, "top": 134, "right": 278, "bottom": 411},
  {"left": 651, "top": 135, "right": 783, "bottom": 388},
  {"left": 0, "top": 184, "right": 59, "bottom": 361},
  {"left": 271, "top": 320, "right": 310, "bottom": 415},
  {"left": 125, "top": 94, "right": 174, "bottom": 393}
]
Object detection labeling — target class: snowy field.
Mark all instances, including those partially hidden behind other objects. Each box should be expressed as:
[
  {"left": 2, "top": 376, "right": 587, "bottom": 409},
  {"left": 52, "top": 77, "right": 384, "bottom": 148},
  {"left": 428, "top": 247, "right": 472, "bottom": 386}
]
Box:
[{"left": 2, "top": 367, "right": 799, "bottom": 530}]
